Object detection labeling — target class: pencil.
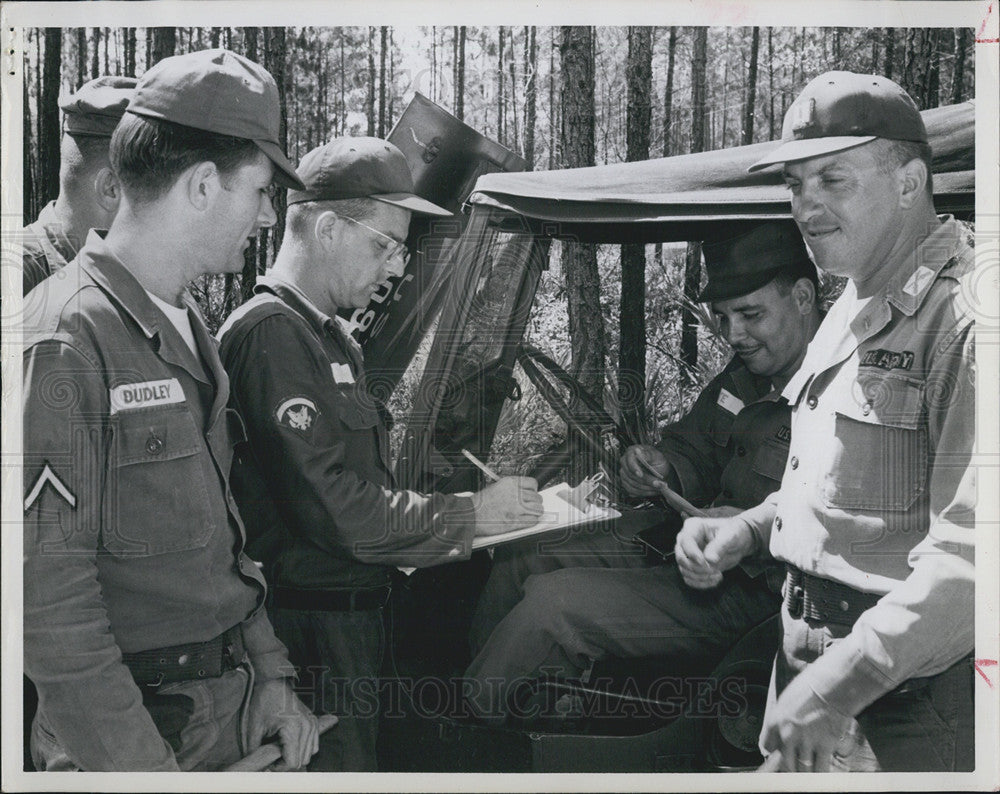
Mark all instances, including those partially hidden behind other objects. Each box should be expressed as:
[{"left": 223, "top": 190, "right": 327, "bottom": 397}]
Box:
[{"left": 460, "top": 448, "right": 501, "bottom": 482}]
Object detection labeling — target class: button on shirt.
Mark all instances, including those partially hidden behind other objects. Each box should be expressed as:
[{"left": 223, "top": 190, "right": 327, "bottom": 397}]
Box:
[
  {"left": 218, "top": 276, "right": 478, "bottom": 592},
  {"left": 744, "top": 217, "right": 975, "bottom": 718},
  {"left": 22, "top": 232, "right": 291, "bottom": 770}
]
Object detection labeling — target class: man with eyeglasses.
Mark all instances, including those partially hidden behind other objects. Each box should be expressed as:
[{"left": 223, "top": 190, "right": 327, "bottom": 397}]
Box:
[{"left": 217, "top": 137, "right": 543, "bottom": 771}]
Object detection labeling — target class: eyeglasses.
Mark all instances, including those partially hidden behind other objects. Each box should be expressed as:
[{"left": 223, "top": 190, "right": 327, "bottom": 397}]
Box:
[{"left": 335, "top": 212, "right": 410, "bottom": 268}]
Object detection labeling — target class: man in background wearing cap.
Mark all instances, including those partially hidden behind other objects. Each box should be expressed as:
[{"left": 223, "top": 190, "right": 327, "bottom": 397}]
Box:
[
  {"left": 677, "top": 72, "right": 975, "bottom": 772},
  {"left": 464, "top": 222, "right": 823, "bottom": 724},
  {"left": 23, "top": 49, "right": 318, "bottom": 771},
  {"left": 218, "top": 136, "right": 544, "bottom": 770},
  {"left": 20, "top": 76, "right": 135, "bottom": 295}
]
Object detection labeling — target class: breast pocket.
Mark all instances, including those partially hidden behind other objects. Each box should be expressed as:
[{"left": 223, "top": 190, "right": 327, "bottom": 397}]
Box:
[
  {"left": 103, "top": 406, "right": 216, "bottom": 556},
  {"left": 331, "top": 384, "right": 391, "bottom": 473},
  {"left": 823, "top": 376, "right": 928, "bottom": 512},
  {"left": 751, "top": 438, "right": 789, "bottom": 485}
]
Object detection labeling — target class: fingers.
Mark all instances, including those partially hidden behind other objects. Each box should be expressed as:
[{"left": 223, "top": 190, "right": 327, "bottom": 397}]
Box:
[
  {"left": 620, "top": 446, "right": 666, "bottom": 496},
  {"left": 276, "top": 712, "right": 319, "bottom": 771}
]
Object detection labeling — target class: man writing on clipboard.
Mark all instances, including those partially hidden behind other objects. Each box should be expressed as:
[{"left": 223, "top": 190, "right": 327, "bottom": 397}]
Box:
[{"left": 465, "top": 221, "right": 823, "bottom": 723}]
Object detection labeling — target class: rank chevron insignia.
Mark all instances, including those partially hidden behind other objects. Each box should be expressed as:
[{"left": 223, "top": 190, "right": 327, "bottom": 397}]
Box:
[{"left": 24, "top": 464, "right": 77, "bottom": 511}]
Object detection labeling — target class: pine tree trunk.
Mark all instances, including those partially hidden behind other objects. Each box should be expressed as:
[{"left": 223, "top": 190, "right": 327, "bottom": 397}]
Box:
[
  {"left": 742, "top": 27, "right": 759, "bottom": 145},
  {"left": 619, "top": 26, "right": 652, "bottom": 442},
  {"left": 388, "top": 28, "right": 395, "bottom": 125},
  {"left": 378, "top": 26, "right": 388, "bottom": 137},
  {"left": 951, "top": 28, "right": 968, "bottom": 103},
  {"left": 509, "top": 33, "right": 519, "bottom": 151},
  {"left": 242, "top": 24, "right": 261, "bottom": 301},
  {"left": 548, "top": 27, "right": 556, "bottom": 168},
  {"left": 901, "top": 29, "right": 936, "bottom": 109},
  {"left": 767, "top": 28, "right": 775, "bottom": 140},
  {"left": 681, "top": 27, "right": 708, "bottom": 385},
  {"left": 560, "top": 26, "right": 605, "bottom": 403},
  {"left": 523, "top": 26, "right": 537, "bottom": 169},
  {"left": 883, "top": 28, "right": 895, "bottom": 80},
  {"left": 24, "top": 75, "right": 36, "bottom": 219},
  {"left": 90, "top": 27, "right": 100, "bottom": 78},
  {"left": 497, "top": 27, "right": 505, "bottom": 143},
  {"left": 124, "top": 28, "right": 136, "bottom": 77},
  {"left": 366, "top": 28, "right": 376, "bottom": 136},
  {"left": 262, "top": 28, "right": 288, "bottom": 259},
  {"left": 455, "top": 26, "right": 466, "bottom": 122},
  {"left": 76, "top": 29, "right": 87, "bottom": 87},
  {"left": 662, "top": 26, "right": 676, "bottom": 157},
  {"left": 39, "top": 29, "right": 62, "bottom": 210},
  {"left": 151, "top": 27, "right": 176, "bottom": 65}
]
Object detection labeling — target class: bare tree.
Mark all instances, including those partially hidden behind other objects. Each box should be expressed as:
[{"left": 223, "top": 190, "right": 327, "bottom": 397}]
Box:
[
  {"left": 76, "top": 29, "right": 87, "bottom": 88},
  {"left": 560, "top": 26, "right": 605, "bottom": 402},
  {"left": 454, "top": 26, "right": 466, "bottom": 121},
  {"left": 366, "top": 27, "right": 376, "bottom": 136},
  {"left": 378, "top": 26, "right": 388, "bottom": 137}
]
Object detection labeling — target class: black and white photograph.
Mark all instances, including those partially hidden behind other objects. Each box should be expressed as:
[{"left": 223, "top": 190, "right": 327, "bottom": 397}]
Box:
[{"left": 2, "top": 1, "right": 997, "bottom": 790}]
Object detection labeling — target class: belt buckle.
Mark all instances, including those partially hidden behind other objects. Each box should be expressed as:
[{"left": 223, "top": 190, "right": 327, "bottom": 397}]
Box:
[{"left": 788, "top": 584, "right": 805, "bottom": 619}]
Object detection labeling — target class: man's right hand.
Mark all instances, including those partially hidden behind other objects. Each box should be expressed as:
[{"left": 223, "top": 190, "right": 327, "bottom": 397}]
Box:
[
  {"left": 619, "top": 445, "right": 670, "bottom": 497},
  {"left": 674, "top": 514, "right": 756, "bottom": 589},
  {"left": 473, "top": 476, "right": 544, "bottom": 536}
]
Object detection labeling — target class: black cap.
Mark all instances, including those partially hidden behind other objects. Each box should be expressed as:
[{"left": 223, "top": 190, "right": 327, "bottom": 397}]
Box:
[{"left": 700, "top": 222, "right": 816, "bottom": 303}]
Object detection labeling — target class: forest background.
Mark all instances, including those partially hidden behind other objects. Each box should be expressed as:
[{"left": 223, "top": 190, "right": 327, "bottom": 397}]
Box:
[{"left": 21, "top": 25, "right": 976, "bottom": 468}]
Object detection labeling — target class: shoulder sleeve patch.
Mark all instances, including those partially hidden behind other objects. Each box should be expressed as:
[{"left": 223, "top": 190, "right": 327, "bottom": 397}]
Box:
[{"left": 275, "top": 397, "right": 319, "bottom": 433}]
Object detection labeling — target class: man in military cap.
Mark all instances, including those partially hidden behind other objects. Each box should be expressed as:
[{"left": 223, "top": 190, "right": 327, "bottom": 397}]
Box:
[
  {"left": 464, "top": 221, "right": 823, "bottom": 723},
  {"left": 677, "top": 71, "right": 975, "bottom": 772},
  {"left": 23, "top": 49, "right": 318, "bottom": 771},
  {"left": 218, "top": 136, "right": 544, "bottom": 770},
  {"left": 21, "top": 76, "right": 136, "bottom": 295}
]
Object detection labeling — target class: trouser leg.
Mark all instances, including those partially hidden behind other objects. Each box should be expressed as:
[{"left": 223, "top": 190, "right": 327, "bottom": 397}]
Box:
[
  {"left": 30, "top": 667, "right": 249, "bottom": 771},
  {"left": 470, "top": 523, "right": 651, "bottom": 656},
  {"left": 465, "top": 563, "right": 779, "bottom": 721},
  {"left": 770, "top": 605, "right": 973, "bottom": 772},
  {"left": 270, "top": 606, "right": 384, "bottom": 772}
]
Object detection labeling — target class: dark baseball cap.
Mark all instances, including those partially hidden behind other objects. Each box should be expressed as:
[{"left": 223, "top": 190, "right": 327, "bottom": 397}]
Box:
[
  {"left": 287, "top": 137, "right": 452, "bottom": 217},
  {"left": 126, "top": 48, "right": 303, "bottom": 190},
  {"left": 749, "top": 71, "right": 927, "bottom": 172},
  {"left": 60, "top": 76, "right": 137, "bottom": 137},
  {"left": 699, "top": 222, "right": 817, "bottom": 303}
]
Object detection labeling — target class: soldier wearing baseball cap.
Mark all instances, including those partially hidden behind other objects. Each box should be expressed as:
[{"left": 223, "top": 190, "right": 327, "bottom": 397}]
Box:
[
  {"left": 21, "top": 76, "right": 137, "bottom": 294},
  {"left": 674, "top": 72, "right": 976, "bottom": 773},
  {"left": 218, "top": 137, "right": 543, "bottom": 770},
  {"left": 23, "top": 50, "right": 318, "bottom": 771}
]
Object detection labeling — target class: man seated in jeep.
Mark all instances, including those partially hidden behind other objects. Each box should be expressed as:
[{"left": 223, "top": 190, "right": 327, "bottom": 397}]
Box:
[{"left": 465, "top": 221, "right": 823, "bottom": 722}]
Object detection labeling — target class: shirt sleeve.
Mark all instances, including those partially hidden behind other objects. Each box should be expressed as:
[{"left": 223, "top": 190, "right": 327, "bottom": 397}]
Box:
[
  {"left": 225, "top": 314, "right": 477, "bottom": 569},
  {"left": 655, "top": 375, "right": 729, "bottom": 506},
  {"left": 797, "top": 323, "right": 976, "bottom": 717},
  {"left": 23, "top": 340, "right": 180, "bottom": 771},
  {"left": 240, "top": 607, "right": 295, "bottom": 683}
]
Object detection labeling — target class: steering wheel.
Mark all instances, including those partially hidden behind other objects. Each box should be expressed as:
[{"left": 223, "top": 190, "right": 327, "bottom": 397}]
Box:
[{"left": 515, "top": 344, "right": 625, "bottom": 485}]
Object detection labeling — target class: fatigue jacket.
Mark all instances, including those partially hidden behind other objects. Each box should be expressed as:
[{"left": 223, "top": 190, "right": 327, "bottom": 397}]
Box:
[
  {"left": 218, "top": 276, "right": 477, "bottom": 592},
  {"left": 743, "top": 217, "right": 976, "bottom": 717},
  {"left": 22, "top": 231, "right": 291, "bottom": 771},
  {"left": 658, "top": 357, "right": 791, "bottom": 511},
  {"left": 21, "top": 201, "right": 80, "bottom": 296}
]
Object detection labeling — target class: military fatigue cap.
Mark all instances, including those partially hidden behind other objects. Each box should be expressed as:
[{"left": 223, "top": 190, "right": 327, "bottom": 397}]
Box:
[
  {"left": 59, "top": 76, "right": 137, "bottom": 137},
  {"left": 749, "top": 71, "right": 927, "bottom": 172},
  {"left": 288, "top": 137, "right": 451, "bottom": 217},
  {"left": 127, "top": 48, "right": 304, "bottom": 189},
  {"left": 699, "top": 221, "right": 816, "bottom": 303}
]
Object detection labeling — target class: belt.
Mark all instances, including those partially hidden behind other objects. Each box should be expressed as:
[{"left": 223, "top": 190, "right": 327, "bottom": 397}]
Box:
[
  {"left": 784, "top": 565, "right": 881, "bottom": 627},
  {"left": 122, "top": 625, "right": 245, "bottom": 689},
  {"left": 272, "top": 585, "right": 392, "bottom": 612}
]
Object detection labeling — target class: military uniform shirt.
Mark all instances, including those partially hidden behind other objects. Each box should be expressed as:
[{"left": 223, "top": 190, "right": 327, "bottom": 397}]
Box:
[
  {"left": 741, "top": 217, "right": 975, "bottom": 718},
  {"left": 218, "top": 276, "right": 478, "bottom": 592},
  {"left": 21, "top": 201, "right": 80, "bottom": 295},
  {"left": 22, "top": 231, "right": 291, "bottom": 771}
]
